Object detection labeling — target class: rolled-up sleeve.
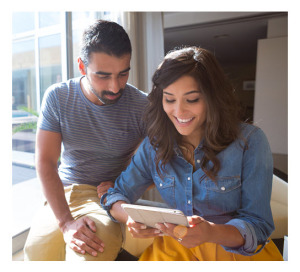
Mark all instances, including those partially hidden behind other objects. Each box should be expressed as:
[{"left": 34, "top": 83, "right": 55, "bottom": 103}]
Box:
[
  {"left": 223, "top": 127, "right": 274, "bottom": 255},
  {"left": 100, "top": 190, "right": 131, "bottom": 222}
]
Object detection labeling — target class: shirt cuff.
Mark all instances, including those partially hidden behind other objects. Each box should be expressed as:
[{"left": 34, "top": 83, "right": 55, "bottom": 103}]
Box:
[
  {"left": 100, "top": 191, "right": 130, "bottom": 222},
  {"left": 223, "top": 218, "right": 265, "bottom": 256}
]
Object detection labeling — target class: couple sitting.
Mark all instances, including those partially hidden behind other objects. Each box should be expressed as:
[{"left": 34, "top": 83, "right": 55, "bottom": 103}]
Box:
[{"left": 24, "top": 19, "right": 283, "bottom": 261}]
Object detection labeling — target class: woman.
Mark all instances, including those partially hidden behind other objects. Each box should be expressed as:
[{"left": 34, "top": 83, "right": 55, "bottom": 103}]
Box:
[{"left": 100, "top": 46, "right": 283, "bottom": 261}]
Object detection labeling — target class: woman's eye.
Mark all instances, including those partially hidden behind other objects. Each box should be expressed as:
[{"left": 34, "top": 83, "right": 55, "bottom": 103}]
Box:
[
  {"left": 165, "top": 98, "right": 175, "bottom": 103},
  {"left": 187, "top": 98, "right": 200, "bottom": 103}
]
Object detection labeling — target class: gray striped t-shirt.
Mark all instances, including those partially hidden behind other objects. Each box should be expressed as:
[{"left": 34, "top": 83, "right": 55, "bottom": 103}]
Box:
[{"left": 38, "top": 76, "right": 148, "bottom": 186}]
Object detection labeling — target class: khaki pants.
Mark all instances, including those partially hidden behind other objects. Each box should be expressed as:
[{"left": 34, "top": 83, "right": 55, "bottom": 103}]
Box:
[{"left": 24, "top": 184, "right": 123, "bottom": 261}]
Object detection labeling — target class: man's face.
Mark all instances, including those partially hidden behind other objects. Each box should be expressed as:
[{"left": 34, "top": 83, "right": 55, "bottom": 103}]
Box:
[{"left": 80, "top": 52, "right": 131, "bottom": 105}]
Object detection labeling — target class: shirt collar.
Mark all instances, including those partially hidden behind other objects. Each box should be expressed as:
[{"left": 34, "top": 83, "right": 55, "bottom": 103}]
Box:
[{"left": 174, "top": 139, "right": 204, "bottom": 156}]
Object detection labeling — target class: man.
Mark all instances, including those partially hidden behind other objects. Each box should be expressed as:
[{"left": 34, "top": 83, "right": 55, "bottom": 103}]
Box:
[{"left": 24, "top": 19, "right": 148, "bottom": 261}]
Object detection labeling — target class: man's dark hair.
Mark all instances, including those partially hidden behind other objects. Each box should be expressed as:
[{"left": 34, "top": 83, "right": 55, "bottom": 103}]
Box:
[{"left": 80, "top": 19, "right": 132, "bottom": 66}]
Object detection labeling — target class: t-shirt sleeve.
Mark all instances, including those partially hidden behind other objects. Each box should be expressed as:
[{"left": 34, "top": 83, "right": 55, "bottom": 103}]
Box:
[{"left": 37, "top": 85, "right": 61, "bottom": 133}]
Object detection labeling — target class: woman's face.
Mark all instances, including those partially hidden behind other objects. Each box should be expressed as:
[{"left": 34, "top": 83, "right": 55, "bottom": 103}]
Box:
[{"left": 162, "top": 75, "right": 207, "bottom": 148}]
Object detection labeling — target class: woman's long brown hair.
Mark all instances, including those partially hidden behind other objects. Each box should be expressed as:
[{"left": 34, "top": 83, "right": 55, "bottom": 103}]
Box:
[{"left": 143, "top": 47, "right": 241, "bottom": 181}]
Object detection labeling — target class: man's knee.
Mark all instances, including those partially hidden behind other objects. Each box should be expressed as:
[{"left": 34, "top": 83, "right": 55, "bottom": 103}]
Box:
[
  {"left": 66, "top": 215, "right": 123, "bottom": 261},
  {"left": 24, "top": 228, "right": 65, "bottom": 261}
]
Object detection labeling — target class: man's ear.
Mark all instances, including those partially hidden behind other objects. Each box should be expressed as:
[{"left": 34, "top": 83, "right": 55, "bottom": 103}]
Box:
[{"left": 78, "top": 58, "right": 86, "bottom": 75}]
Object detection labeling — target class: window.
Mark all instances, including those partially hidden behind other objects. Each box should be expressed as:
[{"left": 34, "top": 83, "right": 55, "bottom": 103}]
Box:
[
  {"left": 12, "top": 11, "right": 123, "bottom": 256},
  {"left": 12, "top": 12, "right": 64, "bottom": 158}
]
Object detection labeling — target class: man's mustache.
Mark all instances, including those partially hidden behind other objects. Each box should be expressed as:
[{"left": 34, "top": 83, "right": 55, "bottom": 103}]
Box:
[{"left": 102, "top": 89, "right": 123, "bottom": 96}]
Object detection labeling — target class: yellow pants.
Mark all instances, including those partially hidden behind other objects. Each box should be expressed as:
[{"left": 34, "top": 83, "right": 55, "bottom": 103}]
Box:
[
  {"left": 139, "top": 236, "right": 283, "bottom": 261},
  {"left": 24, "top": 184, "right": 122, "bottom": 261}
]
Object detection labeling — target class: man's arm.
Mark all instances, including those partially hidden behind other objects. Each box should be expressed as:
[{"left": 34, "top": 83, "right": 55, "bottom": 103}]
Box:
[
  {"left": 35, "top": 128, "right": 104, "bottom": 256},
  {"left": 35, "top": 128, "right": 72, "bottom": 226}
]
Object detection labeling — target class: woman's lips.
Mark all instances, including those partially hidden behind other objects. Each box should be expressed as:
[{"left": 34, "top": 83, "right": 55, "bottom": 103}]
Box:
[{"left": 174, "top": 116, "right": 194, "bottom": 126}]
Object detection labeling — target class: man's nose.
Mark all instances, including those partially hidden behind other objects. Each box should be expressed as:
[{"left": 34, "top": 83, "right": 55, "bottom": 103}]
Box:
[{"left": 108, "top": 78, "right": 120, "bottom": 93}]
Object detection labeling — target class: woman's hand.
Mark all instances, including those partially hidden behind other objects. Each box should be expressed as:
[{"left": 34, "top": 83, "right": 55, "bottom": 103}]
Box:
[
  {"left": 126, "top": 217, "right": 163, "bottom": 239},
  {"left": 154, "top": 215, "right": 212, "bottom": 248},
  {"left": 97, "top": 181, "right": 114, "bottom": 198}
]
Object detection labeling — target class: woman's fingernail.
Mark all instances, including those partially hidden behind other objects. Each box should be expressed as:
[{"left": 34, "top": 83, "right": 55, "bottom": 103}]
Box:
[{"left": 155, "top": 224, "right": 161, "bottom": 230}]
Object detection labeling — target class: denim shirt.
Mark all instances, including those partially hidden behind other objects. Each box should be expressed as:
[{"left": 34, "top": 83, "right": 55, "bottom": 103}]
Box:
[{"left": 101, "top": 123, "right": 275, "bottom": 256}]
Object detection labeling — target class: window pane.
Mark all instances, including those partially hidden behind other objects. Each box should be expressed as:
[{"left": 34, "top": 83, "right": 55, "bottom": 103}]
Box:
[
  {"left": 12, "top": 39, "right": 37, "bottom": 153},
  {"left": 72, "top": 12, "right": 99, "bottom": 78},
  {"left": 39, "top": 12, "right": 61, "bottom": 28},
  {"left": 12, "top": 39, "right": 36, "bottom": 111},
  {"left": 39, "top": 34, "right": 62, "bottom": 100},
  {"left": 12, "top": 12, "right": 34, "bottom": 34},
  {"left": 72, "top": 29, "right": 82, "bottom": 78}
]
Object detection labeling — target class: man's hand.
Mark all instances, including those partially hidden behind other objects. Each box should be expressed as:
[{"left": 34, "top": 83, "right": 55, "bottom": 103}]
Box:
[
  {"left": 97, "top": 181, "right": 114, "bottom": 198},
  {"left": 61, "top": 216, "right": 105, "bottom": 256}
]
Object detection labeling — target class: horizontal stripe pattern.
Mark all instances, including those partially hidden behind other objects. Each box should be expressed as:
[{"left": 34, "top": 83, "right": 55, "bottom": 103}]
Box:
[{"left": 38, "top": 77, "right": 148, "bottom": 186}]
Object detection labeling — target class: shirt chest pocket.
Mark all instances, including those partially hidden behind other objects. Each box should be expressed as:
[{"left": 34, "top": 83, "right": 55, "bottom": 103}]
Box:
[
  {"left": 205, "top": 176, "right": 241, "bottom": 193},
  {"left": 204, "top": 176, "right": 241, "bottom": 214},
  {"left": 106, "top": 129, "right": 141, "bottom": 156},
  {"left": 154, "top": 175, "right": 176, "bottom": 207}
]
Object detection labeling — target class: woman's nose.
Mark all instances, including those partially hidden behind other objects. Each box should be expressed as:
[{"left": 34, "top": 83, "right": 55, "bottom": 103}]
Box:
[{"left": 174, "top": 102, "right": 186, "bottom": 116}]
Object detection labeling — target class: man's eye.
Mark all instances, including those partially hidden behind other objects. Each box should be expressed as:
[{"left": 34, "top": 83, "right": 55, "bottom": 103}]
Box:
[
  {"left": 98, "top": 75, "right": 110, "bottom": 79},
  {"left": 119, "top": 73, "right": 129, "bottom": 77}
]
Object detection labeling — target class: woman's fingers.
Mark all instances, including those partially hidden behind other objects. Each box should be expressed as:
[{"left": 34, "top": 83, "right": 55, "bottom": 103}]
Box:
[{"left": 126, "top": 217, "right": 163, "bottom": 238}]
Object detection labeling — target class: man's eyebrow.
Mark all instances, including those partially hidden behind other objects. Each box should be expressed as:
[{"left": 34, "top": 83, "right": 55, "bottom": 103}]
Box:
[
  {"left": 120, "top": 67, "right": 131, "bottom": 74},
  {"left": 163, "top": 90, "right": 201, "bottom": 96},
  {"left": 94, "top": 67, "right": 131, "bottom": 76}
]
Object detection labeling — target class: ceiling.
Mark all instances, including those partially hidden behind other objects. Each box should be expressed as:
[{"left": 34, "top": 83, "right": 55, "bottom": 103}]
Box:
[{"left": 163, "top": 12, "right": 286, "bottom": 65}]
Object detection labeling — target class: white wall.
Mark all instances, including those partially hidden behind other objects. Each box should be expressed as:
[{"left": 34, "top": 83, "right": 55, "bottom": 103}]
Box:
[
  {"left": 254, "top": 16, "right": 288, "bottom": 154},
  {"left": 163, "top": 12, "right": 263, "bottom": 28}
]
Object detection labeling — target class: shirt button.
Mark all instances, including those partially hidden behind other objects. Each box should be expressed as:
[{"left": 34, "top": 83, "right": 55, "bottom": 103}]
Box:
[
  {"left": 187, "top": 177, "right": 191, "bottom": 180},
  {"left": 159, "top": 183, "right": 163, "bottom": 187},
  {"left": 221, "top": 186, "right": 226, "bottom": 191},
  {"left": 197, "top": 159, "right": 200, "bottom": 163},
  {"left": 188, "top": 200, "right": 191, "bottom": 204}
]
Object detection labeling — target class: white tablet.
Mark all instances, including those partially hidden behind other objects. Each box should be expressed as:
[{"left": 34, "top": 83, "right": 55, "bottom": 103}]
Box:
[{"left": 121, "top": 203, "right": 189, "bottom": 228}]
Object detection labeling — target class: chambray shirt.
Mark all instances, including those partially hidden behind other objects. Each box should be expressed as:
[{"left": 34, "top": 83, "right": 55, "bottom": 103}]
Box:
[{"left": 101, "top": 123, "right": 274, "bottom": 256}]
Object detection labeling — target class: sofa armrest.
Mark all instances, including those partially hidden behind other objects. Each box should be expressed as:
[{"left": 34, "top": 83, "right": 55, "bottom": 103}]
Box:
[{"left": 270, "top": 175, "right": 288, "bottom": 239}]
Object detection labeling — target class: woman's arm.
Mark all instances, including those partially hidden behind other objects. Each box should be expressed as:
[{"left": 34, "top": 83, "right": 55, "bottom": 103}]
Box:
[
  {"left": 110, "top": 201, "right": 128, "bottom": 223},
  {"left": 223, "top": 126, "right": 274, "bottom": 255}
]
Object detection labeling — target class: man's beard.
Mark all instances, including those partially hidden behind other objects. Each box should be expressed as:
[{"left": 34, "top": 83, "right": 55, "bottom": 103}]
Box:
[
  {"left": 90, "top": 86, "right": 124, "bottom": 105},
  {"left": 87, "top": 78, "right": 124, "bottom": 105}
]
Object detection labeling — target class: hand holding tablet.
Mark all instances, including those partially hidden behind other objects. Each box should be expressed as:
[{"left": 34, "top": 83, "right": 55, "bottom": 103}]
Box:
[{"left": 121, "top": 203, "right": 189, "bottom": 228}]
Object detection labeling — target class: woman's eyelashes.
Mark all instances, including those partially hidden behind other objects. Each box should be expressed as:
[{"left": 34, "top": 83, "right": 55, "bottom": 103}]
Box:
[
  {"left": 164, "top": 97, "right": 200, "bottom": 104},
  {"left": 165, "top": 98, "right": 175, "bottom": 103},
  {"left": 187, "top": 98, "right": 200, "bottom": 103}
]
